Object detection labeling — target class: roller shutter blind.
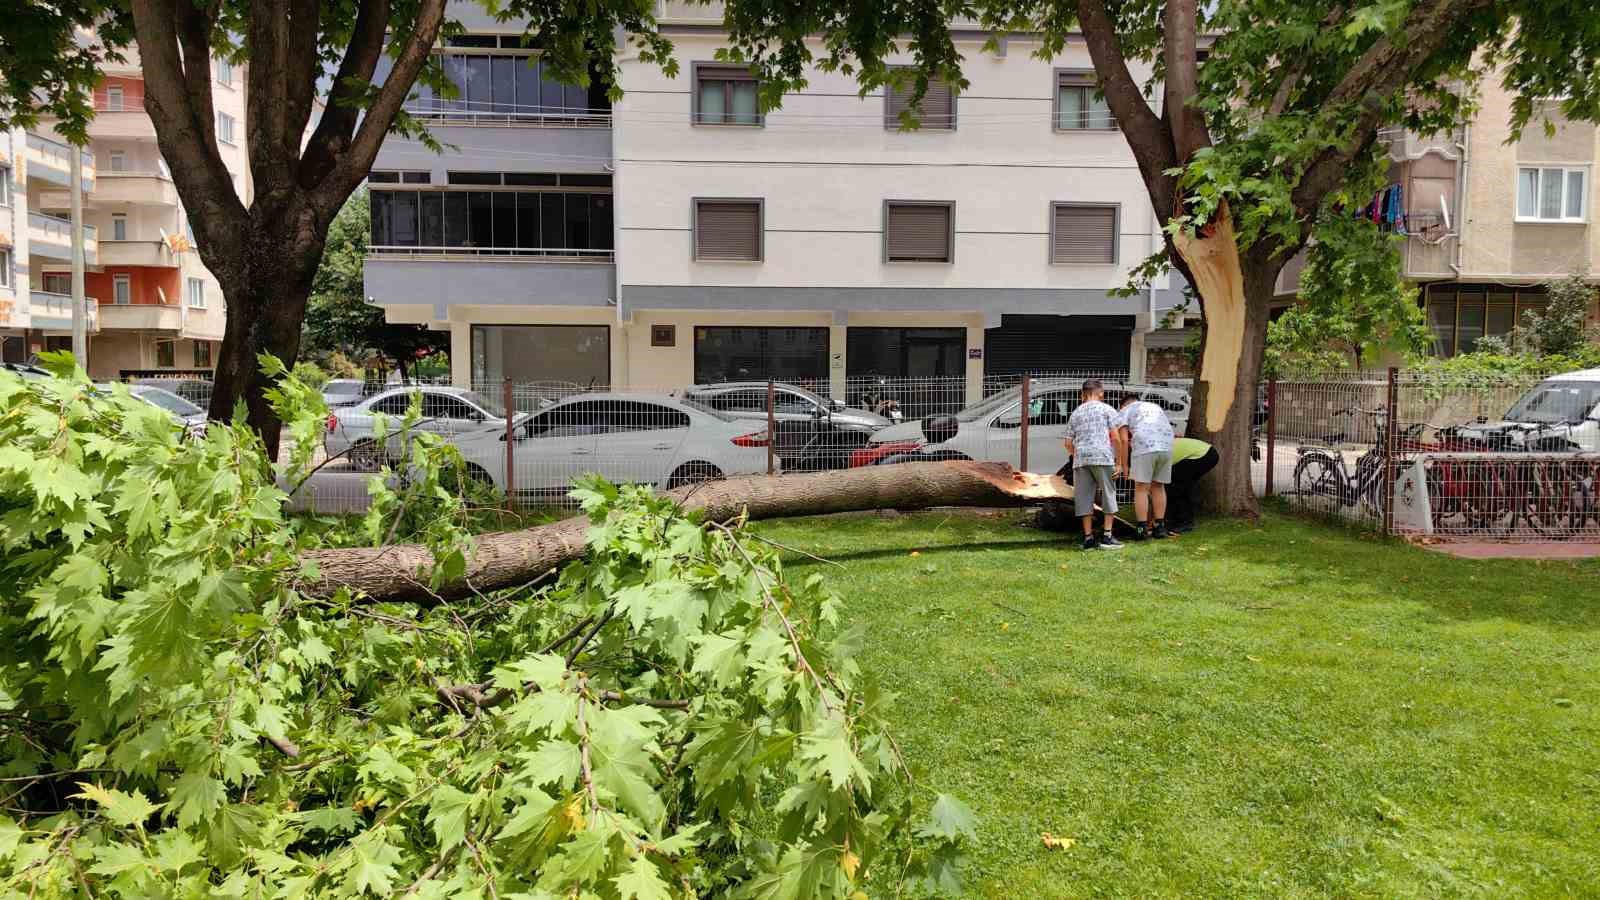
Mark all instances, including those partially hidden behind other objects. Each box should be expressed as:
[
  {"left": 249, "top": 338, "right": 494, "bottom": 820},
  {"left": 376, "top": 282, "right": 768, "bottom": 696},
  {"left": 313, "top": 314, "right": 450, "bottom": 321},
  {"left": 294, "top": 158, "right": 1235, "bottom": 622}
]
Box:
[
  {"left": 1052, "top": 204, "right": 1117, "bottom": 264},
  {"left": 885, "top": 74, "right": 954, "bottom": 129},
  {"left": 885, "top": 203, "right": 952, "bottom": 261},
  {"left": 694, "top": 200, "right": 762, "bottom": 260}
]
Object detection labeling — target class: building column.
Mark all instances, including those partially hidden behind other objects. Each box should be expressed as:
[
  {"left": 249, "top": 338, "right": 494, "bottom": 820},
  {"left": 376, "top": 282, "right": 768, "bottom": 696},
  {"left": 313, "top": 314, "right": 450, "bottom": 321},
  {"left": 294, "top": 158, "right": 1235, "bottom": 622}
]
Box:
[
  {"left": 828, "top": 322, "right": 847, "bottom": 401},
  {"left": 611, "top": 320, "right": 630, "bottom": 389},
  {"left": 450, "top": 324, "right": 471, "bottom": 387},
  {"left": 1128, "top": 329, "right": 1148, "bottom": 382},
  {"left": 964, "top": 321, "right": 985, "bottom": 406}
]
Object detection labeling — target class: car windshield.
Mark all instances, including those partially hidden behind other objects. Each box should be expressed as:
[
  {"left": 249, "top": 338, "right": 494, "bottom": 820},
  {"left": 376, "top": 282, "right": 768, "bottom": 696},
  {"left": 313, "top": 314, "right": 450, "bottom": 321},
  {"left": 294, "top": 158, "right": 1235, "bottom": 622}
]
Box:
[
  {"left": 138, "top": 388, "right": 202, "bottom": 416},
  {"left": 459, "top": 390, "right": 506, "bottom": 418},
  {"left": 1504, "top": 381, "right": 1600, "bottom": 424},
  {"left": 679, "top": 398, "right": 736, "bottom": 422},
  {"left": 324, "top": 381, "right": 362, "bottom": 395},
  {"left": 956, "top": 387, "right": 1026, "bottom": 422}
]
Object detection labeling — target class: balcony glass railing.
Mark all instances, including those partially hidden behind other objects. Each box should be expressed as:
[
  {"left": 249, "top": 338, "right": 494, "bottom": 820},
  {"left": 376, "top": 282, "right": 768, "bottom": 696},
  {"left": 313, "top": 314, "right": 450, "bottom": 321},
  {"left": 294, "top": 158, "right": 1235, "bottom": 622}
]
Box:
[
  {"left": 29, "top": 212, "right": 98, "bottom": 242},
  {"left": 28, "top": 292, "right": 99, "bottom": 327},
  {"left": 24, "top": 132, "right": 95, "bottom": 169},
  {"left": 368, "top": 245, "right": 615, "bottom": 260}
]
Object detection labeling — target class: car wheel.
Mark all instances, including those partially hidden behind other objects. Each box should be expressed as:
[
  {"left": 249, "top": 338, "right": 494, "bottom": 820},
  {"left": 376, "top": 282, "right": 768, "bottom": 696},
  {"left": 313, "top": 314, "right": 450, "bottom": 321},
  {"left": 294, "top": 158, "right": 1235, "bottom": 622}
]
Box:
[
  {"left": 668, "top": 461, "right": 724, "bottom": 488},
  {"left": 348, "top": 439, "right": 384, "bottom": 472}
]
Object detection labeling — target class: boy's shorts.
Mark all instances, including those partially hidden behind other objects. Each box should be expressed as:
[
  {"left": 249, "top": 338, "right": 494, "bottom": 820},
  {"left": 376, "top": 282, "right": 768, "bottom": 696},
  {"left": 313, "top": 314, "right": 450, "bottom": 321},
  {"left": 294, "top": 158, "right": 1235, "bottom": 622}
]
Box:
[
  {"left": 1073, "top": 465, "right": 1119, "bottom": 517},
  {"left": 1131, "top": 451, "right": 1173, "bottom": 484}
]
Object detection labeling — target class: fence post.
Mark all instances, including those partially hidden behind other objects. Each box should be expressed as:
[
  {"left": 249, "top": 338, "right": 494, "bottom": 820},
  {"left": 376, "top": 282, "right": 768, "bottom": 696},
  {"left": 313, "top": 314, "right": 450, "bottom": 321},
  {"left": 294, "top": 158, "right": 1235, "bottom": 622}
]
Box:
[
  {"left": 766, "top": 379, "right": 776, "bottom": 476},
  {"left": 1382, "top": 366, "right": 1399, "bottom": 535},
  {"left": 503, "top": 377, "right": 515, "bottom": 510},
  {"left": 1264, "top": 376, "right": 1278, "bottom": 498},
  {"left": 1019, "top": 374, "right": 1031, "bottom": 473}
]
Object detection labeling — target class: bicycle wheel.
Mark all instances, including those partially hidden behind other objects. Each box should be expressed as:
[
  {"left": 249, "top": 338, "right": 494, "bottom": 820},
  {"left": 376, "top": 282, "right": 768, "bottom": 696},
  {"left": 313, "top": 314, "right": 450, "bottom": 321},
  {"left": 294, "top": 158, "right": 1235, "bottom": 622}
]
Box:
[{"left": 1294, "top": 451, "right": 1345, "bottom": 502}]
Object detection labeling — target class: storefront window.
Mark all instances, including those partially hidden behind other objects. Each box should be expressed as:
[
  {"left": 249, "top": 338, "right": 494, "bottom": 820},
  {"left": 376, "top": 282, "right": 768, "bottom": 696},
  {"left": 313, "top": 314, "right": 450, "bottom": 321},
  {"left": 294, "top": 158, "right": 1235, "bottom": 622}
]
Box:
[
  {"left": 1425, "top": 283, "right": 1548, "bottom": 356},
  {"left": 693, "top": 327, "right": 829, "bottom": 386},
  {"left": 470, "top": 325, "right": 609, "bottom": 392}
]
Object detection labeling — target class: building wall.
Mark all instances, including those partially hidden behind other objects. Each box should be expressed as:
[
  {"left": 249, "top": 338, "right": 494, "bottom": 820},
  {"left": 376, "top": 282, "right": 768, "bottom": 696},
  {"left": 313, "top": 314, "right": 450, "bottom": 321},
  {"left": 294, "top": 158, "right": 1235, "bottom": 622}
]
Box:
[{"left": 85, "top": 266, "right": 179, "bottom": 307}]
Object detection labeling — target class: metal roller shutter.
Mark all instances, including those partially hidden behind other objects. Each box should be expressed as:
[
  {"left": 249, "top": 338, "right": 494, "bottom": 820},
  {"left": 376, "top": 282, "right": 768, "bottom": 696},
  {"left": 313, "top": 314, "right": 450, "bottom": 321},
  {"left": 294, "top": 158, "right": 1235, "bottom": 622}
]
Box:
[
  {"left": 885, "top": 203, "right": 952, "bottom": 261},
  {"left": 694, "top": 200, "right": 762, "bottom": 260},
  {"left": 885, "top": 74, "right": 954, "bottom": 129},
  {"left": 1052, "top": 205, "right": 1117, "bottom": 264},
  {"left": 984, "top": 314, "right": 1134, "bottom": 375}
]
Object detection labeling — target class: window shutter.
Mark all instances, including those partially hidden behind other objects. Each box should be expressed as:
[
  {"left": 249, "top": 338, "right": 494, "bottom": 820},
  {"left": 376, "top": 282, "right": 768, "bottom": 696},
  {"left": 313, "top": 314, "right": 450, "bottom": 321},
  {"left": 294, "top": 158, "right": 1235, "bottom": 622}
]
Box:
[
  {"left": 886, "top": 204, "right": 952, "bottom": 261},
  {"left": 695, "top": 200, "right": 761, "bottom": 260},
  {"left": 885, "top": 74, "right": 954, "bottom": 129},
  {"left": 1052, "top": 205, "right": 1116, "bottom": 264}
]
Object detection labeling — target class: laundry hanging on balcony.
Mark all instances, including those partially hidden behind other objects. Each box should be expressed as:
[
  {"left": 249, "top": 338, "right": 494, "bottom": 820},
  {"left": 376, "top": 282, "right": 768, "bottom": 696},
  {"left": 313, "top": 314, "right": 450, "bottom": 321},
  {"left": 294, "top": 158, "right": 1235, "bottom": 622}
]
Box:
[{"left": 1359, "top": 184, "right": 1407, "bottom": 235}]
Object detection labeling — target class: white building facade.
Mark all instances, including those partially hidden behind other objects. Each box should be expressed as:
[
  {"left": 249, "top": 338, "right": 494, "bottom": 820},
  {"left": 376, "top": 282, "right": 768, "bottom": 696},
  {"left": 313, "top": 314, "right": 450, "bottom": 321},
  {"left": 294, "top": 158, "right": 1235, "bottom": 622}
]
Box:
[{"left": 367, "top": 3, "right": 1181, "bottom": 401}]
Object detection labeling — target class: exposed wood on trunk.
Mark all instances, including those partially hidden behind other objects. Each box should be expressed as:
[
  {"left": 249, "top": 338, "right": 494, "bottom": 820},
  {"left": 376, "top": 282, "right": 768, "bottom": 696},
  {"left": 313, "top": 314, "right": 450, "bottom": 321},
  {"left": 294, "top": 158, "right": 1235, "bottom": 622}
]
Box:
[
  {"left": 1172, "top": 201, "right": 1246, "bottom": 428},
  {"left": 299, "top": 461, "right": 1075, "bottom": 604}
]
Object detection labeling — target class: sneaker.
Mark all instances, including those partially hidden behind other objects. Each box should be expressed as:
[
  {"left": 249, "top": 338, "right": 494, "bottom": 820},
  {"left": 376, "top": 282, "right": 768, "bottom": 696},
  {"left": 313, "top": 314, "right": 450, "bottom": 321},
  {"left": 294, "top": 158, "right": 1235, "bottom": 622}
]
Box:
[
  {"left": 1098, "top": 532, "right": 1125, "bottom": 550},
  {"left": 1151, "top": 523, "right": 1169, "bottom": 540},
  {"left": 1132, "top": 524, "right": 1149, "bottom": 541},
  {"left": 1081, "top": 534, "right": 1099, "bottom": 551}
]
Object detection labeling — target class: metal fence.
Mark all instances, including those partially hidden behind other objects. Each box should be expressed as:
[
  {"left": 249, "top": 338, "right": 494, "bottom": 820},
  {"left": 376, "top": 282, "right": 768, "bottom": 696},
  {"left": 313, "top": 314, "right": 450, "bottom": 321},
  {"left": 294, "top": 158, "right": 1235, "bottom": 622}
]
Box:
[{"left": 1264, "top": 368, "right": 1600, "bottom": 543}]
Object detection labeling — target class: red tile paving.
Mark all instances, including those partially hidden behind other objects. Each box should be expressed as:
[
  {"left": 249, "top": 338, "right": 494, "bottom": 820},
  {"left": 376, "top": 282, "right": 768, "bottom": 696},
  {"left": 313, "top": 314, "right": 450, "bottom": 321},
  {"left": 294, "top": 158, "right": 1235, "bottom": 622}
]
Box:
[{"left": 1422, "top": 541, "right": 1600, "bottom": 560}]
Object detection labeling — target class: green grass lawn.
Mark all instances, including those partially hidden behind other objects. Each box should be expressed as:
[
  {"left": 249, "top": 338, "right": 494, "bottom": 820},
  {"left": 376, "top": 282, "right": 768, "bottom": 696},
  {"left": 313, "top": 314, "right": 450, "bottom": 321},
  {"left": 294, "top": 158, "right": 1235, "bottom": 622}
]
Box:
[{"left": 754, "top": 511, "right": 1600, "bottom": 898}]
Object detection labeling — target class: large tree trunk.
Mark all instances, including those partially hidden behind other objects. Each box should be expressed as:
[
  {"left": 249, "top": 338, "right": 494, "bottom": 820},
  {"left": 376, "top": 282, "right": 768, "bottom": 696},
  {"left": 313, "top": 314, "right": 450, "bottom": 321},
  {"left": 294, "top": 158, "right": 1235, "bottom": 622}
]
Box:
[
  {"left": 207, "top": 214, "right": 326, "bottom": 460},
  {"left": 1174, "top": 203, "right": 1274, "bottom": 518},
  {"left": 300, "top": 461, "right": 1075, "bottom": 604}
]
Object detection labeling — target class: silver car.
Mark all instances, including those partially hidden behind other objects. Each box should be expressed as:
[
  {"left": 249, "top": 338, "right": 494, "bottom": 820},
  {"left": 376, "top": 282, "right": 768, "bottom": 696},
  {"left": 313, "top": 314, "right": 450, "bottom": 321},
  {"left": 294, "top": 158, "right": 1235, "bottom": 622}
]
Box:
[
  {"left": 324, "top": 385, "right": 522, "bottom": 469},
  {"left": 682, "top": 381, "right": 892, "bottom": 434}
]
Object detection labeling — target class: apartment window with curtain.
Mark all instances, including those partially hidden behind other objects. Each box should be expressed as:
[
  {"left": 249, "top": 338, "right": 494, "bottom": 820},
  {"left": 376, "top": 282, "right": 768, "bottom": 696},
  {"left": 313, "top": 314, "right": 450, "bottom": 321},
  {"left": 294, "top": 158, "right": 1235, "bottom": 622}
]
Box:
[
  {"left": 194, "top": 341, "right": 213, "bottom": 367},
  {"left": 156, "top": 340, "right": 175, "bottom": 368},
  {"left": 187, "top": 278, "right": 206, "bottom": 308},
  {"left": 884, "top": 70, "right": 954, "bottom": 130},
  {"left": 0, "top": 250, "right": 10, "bottom": 288},
  {"left": 108, "top": 150, "right": 126, "bottom": 172},
  {"left": 884, "top": 202, "right": 954, "bottom": 262},
  {"left": 1055, "top": 71, "right": 1114, "bottom": 131},
  {"left": 399, "top": 46, "right": 608, "bottom": 120},
  {"left": 693, "top": 64, "right": 760, "bottom": 125},
  {"left": 1516, "top": 166, "right": 1587, "bottom": 222},
  {"left": 693, "top": 199, "right": 762, "bottom": 261},
  {"left": 1426, "top": 283, "right": 1549, "bottom": 356},
  {"left": 216, "top": 58, "right": 233, "bottom": 86},
  {"left": 369, "top": 175, "right": 613, "bottom": 255},
  {"left": 105, "top": 85, "right": 124, "bottom": 111},
  {"left": 217, "top": 112, "right": 236, "bottom": 145},
  {"left": 43, "top": 273, "right": 70, "bottom": 294},
  {"left": 0, "top": 166, "right": 11, "bottom": 206},
  {"left": 1050, "top": 203, "right": 1119, "bottom": 264},
  {"left": 113, "top": 274, "right": 132, "bottom": 305},
  {"left": 112, "top": 213, "right": 127, "bottom": 241}
]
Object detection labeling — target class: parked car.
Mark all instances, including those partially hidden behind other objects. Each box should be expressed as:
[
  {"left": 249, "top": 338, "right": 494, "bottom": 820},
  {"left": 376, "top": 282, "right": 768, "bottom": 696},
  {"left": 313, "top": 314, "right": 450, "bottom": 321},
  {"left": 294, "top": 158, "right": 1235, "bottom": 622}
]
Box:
[
  {"left": 321, "top": 378, "right": 372, "bottom": 408},
  {"left": 682, "top": 381, "right": 892, "bottom": 433},
  {"left": 1, "top": 362, "right": 50, "bottom": 380},
  {"left": 325, "top": 386, "right": 521, "bottom": 469},
  {"left": 1456, "top": 368, "right": 1600, "bottom": 451},
  {"left": 452, "top": 393, "right": 774, "bottom": 502},
  {"left": 132, "top": 377, "right": 212, "bottom": 408},
  {"left": 852, "top": 379, "right": 1191, "bottom": 471}
]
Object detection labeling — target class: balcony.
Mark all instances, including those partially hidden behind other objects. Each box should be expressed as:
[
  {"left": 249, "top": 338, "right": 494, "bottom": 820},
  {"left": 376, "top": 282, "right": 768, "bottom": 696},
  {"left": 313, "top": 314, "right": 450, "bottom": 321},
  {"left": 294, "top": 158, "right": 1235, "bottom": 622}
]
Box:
[
  {"left": 99, "top": 302, "right": 183, "bottom": 332},
  {"left": 87, "top": 110, "right": 158, "bottom": 142},
  {"left": 1378, "top": 126, "right": 1465, "bottom": 163},
  {"left": 28, "top": 292, "right": 100, "bottom": 332},
  {"left": 23, "top": 133, "right": 96, "bottom": 191},
  {"left": 88, "top": 171, "right": 180, "bottom": 207},
  {"left": 365, "top": 251, "right": 616, "bottom": 310},
  {"left": 28, "top": 213, "right": 98, "bottom": 265},
  {"left": 98, "top": 240, "right": 175, "bottom": 268}
]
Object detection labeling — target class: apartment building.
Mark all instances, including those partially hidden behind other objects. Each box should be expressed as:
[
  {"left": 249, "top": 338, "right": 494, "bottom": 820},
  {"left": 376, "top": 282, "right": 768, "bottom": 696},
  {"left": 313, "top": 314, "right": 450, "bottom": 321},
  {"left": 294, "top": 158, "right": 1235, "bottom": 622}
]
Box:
[
  {"left": 0, "top": 125, "right": 102, "bottom": 362},
  {"left": 1272, "top": 86, "right": 1600, "bottom": 356},
  {"left": 365, "top": 3, "right": 1182, "bottom": 401},
  {"left": 9, "top": 49, "right": 247, "bottom": 378}
]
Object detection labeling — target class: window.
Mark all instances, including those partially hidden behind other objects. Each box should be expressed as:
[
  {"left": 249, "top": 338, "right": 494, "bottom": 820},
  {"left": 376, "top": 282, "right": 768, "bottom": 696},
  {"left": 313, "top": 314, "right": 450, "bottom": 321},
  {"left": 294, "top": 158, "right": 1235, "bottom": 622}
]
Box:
[
  {"left": 608, "top": 401, "right": 691, "bottom": 433},
  {"left": 113, "top": 274, "right": 132, "bottom": 305},
  {"left": 693, "top": 199, "right": 762, "bottom": 261},
  {"left": 112, "top": 214, "right": 127, "bottom": 241},
  {"left": 217, "top": 112, "right": 236, "bottom": 145},
  {"left": 884, "top": 201, "right": 954, "bottom": 263},
  {"left": 216, "top": 58, "right": 233, "bottom": 86},
  {"left": 1425, "top": 283, "right": 1549, "bottom": 356},
  {"left": 1051, "top": 203, "right": 1119, "bottom": 264},
  {"left": 846, "top": 328, "right": 966, "bottom": 380},
  {"left": 421, "top": 392, "right": 480, "bottom": 422},
  {"left": 470, "top": 325, "right": 610, "bottom": 385},
  {"left": 1056, "top": 71, "right": 1114, "bottom": 130},
  {"left": 693, "top": 64, "right": 760, "bottom": 125},
  {"left": 0, "top": 167, "right": 10, "bottom": 206},
  {"left": 105, "top": 85, "right": 124, "bottom": 111},
  {"left": 1516, "top": 166, "right": 1587, "bottom": 222},
  {"left": 0, "top": 249, "right": 9, "bottom": 287},
  {"left": 108, "top": 151, "right": 127, "bottom": 172},
  {"left": 187, "top": 277, "right": 206, "bottom": 308},
  {"left": 155, "top": 340, "right": 175, "bottom": 368},
  {"left": 43, "top": 273, "right": 70, "bottom": 294},
  {"left": 193, "top": 340, "right": 213, "bottom": 368},
  {"left": 884, "top": 69, "right": 954, "bottom": 130},
  {"left": 371, "top": 188, "right": 612, "bottom": 254},
  {"left": 370, "top": 393, "right": 413, "bottom": 416},
  {"left": 411, "top": 51, "right": 606, "bottom": 120},
  {"left": 693, "top": 326, "right": 830, "bottom": 384}
]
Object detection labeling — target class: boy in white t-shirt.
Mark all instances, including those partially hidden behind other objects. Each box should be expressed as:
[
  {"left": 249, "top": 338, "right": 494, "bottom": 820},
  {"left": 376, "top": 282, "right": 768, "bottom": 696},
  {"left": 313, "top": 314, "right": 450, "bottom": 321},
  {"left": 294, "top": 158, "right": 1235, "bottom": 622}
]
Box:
[
  {"left": 1119, "top": 396, "right": 1175, "bottom": 540},
  {"left": 1064, "top": 379, "right": 1128, "bottom": 551}
]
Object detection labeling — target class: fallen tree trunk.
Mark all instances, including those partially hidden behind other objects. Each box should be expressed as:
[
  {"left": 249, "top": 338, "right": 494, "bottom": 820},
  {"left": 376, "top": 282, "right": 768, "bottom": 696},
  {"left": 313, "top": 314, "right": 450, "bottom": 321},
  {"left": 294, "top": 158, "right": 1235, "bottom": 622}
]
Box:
[{"left": 301, "top": 461, "right": 1073, "bottom": 603}]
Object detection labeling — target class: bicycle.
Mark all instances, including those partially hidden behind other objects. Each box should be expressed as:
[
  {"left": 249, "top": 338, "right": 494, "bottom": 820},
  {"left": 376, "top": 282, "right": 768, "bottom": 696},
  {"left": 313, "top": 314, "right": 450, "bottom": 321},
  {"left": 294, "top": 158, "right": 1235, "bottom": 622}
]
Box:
[{"left": 1292, "top": 407, "right": 1403, "bottom": 514}]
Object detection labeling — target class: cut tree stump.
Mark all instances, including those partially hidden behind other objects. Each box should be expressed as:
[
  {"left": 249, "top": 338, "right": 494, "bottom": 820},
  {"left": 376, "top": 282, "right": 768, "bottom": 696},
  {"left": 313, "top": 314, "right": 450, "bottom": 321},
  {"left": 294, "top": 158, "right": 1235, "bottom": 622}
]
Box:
[{"left": 300, "top": 461, "right": 1080, "bottom": 604}]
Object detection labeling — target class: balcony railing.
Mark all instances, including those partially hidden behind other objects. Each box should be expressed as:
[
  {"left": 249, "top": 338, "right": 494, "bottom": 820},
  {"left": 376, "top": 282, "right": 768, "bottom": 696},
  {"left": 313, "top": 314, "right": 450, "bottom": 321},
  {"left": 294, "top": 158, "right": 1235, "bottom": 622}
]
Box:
[
  {"left": 29, "top": 212, "right": 98, "bottom": 243},
  {"left": 24, "top": 132, "right": 95, "bottom": 169},
  {"left": 368, "top": 245, "right": 615, "bottom": 260},
  {"left": 28, "top": 292, "right": 100, "bottom": 331},
  {"left": 401, "top": 99, "right": 611, "bottom": 129}
]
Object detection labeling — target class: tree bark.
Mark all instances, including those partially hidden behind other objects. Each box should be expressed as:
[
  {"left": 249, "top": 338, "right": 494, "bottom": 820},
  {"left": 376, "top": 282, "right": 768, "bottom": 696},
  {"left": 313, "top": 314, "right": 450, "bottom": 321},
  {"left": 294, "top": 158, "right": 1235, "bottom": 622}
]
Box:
[{"left": 299, "top": 461, "right": 1075, "bottom": 604}]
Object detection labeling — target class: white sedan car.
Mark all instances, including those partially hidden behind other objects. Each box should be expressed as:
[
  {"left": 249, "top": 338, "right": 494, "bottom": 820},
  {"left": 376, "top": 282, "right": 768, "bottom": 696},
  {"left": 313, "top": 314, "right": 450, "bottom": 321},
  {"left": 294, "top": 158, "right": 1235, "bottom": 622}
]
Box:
[
  {"left": 859, "top": 379, "right": 1191, "bottom": 473},
  {"left": 452, "top": 393, "right": 775, "bottom": 503},
  {"left": 325, "top": 385, "right": 521, "bottom": 469}
]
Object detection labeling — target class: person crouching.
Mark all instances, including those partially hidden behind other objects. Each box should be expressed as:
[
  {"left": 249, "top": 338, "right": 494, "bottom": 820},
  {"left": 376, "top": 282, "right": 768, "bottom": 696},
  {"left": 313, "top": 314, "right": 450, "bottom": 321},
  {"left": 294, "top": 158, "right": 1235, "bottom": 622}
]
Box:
[
  {"left": 1119, "top": 395, "right": 1176, "bottom": 540},
  {"left": 1064, "top": 379, "right": 1127, "bottom": 551}
]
